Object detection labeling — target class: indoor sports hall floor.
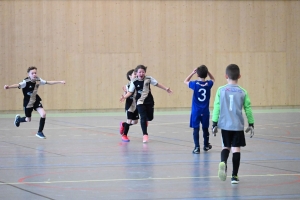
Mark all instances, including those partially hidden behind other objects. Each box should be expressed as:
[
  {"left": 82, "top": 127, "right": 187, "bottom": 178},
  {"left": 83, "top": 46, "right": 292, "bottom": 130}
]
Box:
[{"left": 0, "top": 108, "right": 299, "bottom": 200}]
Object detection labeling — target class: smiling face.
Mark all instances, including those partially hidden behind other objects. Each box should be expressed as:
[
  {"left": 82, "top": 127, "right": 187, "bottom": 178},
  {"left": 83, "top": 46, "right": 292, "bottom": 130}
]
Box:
[
  {"left": 28, "top": 69, "right": 37, "bottom": 80},
  {"left": 136, "top": 68, "right": 146, "bottom": 80}
]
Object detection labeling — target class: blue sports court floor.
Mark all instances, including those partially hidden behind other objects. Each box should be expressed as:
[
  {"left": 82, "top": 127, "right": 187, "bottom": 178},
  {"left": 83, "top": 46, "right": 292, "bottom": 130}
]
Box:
[{"left": 0, "top": 108, "right": 299, "bottom": 199}]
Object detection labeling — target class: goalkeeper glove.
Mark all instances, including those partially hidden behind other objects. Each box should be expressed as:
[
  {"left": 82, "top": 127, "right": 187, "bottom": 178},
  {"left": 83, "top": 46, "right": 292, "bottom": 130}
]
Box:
[
  {"left": 212, "top": 122, "right": 218, "bottom": 136},
  {"left": 245, "top": 124, "right": 254, "bottom": 138}
]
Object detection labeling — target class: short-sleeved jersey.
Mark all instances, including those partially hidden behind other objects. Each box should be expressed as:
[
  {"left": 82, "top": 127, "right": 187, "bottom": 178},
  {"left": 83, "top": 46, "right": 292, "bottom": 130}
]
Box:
[
  {"left": 124, "top": 82, "right": 137, "bottom": 112},
  {"left": 212, "top": 84, "right": 254, "bottom": 131},
  {"left": 189, "top": 80, "right": 214, "bottom": 115},
  {"left": 128, "top": 76, "right": 158, "bottom": 105},
  {"left": 18, "top": 77, "right": 46, "bottom": 107}
]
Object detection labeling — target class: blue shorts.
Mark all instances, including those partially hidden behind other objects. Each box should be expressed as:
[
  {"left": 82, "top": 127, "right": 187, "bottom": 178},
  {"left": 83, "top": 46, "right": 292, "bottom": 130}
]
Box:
[{"left": 190, "top": 113, "right": 210, "bottom": 129}]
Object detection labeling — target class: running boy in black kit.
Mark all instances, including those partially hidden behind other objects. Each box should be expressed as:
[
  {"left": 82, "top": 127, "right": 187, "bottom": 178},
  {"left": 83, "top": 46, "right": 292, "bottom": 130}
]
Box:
[
  {"left": 4, "top": 66, "right": 66, "bottom": 139},
  {"left": 120, "top": 65, "right": 172, "bottom": 143}
]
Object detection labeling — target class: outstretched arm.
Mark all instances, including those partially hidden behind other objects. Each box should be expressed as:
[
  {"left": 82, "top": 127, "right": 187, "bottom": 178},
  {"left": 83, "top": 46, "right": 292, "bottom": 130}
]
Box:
[
  {"left": 207, "top": 71, "right": 215, "bottom": 82},
  {"left": 46, "top": 80, "right": 66, "bottom": 85},
  {"left": 4, "top": 84, "right": 19, "bottom": 89},
  {"left": 156, "top": 83, "right": 172, "bottom": 94},
  {"left": 184, "top": 68, "right": 197, "bottom": 85}
]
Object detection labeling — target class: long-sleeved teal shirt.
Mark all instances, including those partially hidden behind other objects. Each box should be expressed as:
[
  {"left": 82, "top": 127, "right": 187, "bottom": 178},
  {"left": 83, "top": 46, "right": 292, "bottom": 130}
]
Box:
[{"left": 212, "top": 84, "right": 254, "bottom": 131}]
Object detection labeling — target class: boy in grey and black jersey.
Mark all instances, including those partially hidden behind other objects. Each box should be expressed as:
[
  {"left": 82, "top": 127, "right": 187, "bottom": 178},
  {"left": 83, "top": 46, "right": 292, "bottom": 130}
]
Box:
[
  {"left": 212, "top": 64, "right": 254, "bottom": 184},
  {"left": 119, "top": 69, "right": 139, "bottom": 142},
  {"left": 120, "top": 65, "right": 172, "bottom": 143},
  {"left": 4, "top": 66, "right": 66, "bottom": 139}
]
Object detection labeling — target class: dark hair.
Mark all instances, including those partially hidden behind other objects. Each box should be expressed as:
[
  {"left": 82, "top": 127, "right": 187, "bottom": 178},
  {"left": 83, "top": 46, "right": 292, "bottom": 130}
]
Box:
[
  {"left": 226, "top": 64, "right": 240, "bottom": 80},
  {"left": 27, "top": 66, "right": 37, "bottom": 73},
  {"left": 196, "top": 65, "right": 208, "bottom": 78},
  {"left": 126, "top": 69, "right": 135, "bottom": 81},
  {"left": 135, "top": 65, "right": 147, "bottom": 73}
]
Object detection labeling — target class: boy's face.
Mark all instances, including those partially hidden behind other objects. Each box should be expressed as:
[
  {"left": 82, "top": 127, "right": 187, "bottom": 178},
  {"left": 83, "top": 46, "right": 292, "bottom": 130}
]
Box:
[
  {"left": 28, "top": 69, "right": 37, "bottom": 80},
  {"left": 129, "top": 71, "right": 136, "bottom": 81},
  {"left": 136, "top": 68, "right": 146, "bottom": 80}
]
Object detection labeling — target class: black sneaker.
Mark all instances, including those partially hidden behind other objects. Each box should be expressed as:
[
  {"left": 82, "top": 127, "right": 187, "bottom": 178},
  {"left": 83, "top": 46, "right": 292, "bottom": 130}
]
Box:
[
  {"left": 36, "top": 132, "right": 46, "bottom": 139},
  {"left": 193, "top": 147, "right": 200, "bottom": 154},
  {"left": 14, "top": 114, "right": 21, "bottom": 127},
  {"left": 231, "top": 175, "right": 239, "bottom": 184},
  {"left": 203, "top": 143, "right": 212, "bottom": 151}
]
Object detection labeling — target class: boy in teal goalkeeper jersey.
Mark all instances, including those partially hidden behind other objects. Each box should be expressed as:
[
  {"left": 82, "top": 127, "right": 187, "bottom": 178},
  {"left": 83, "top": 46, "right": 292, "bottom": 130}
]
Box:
[{"left": 212, "top": 64, "right": 254, "bottom": 184}]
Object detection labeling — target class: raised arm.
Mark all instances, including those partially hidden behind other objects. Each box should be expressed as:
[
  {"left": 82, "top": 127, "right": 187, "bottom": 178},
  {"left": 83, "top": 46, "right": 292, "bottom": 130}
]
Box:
[
  {"left": 207, "top": 71, "right": 215, "bottom": 82},
  {"left": 156, "top": 83, "right": 172, "bottom": 94},
  {"left": 184, "top": 68, "right": 197, "bottom": 85},
  {"left": 4, "top": 84, "right": 19, "bottom": 89},
  {"left": 46, "top": 80, "right": 66, "bottom": 85}
]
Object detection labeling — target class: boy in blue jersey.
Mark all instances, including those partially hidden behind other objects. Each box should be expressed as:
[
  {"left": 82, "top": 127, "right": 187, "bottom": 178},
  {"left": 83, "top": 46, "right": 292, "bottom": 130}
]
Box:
[
  {"left": 212, "top": 64, "right": 254, "bottom": 184},
  {"left": 184, "top": 65, "right": 215, "bottom": 154}
]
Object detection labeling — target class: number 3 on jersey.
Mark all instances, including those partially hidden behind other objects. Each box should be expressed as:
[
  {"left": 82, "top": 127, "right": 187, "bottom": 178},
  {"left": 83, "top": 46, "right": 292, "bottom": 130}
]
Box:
[{"left": 197, "top": 88, "right": 206, "bottom": 102}]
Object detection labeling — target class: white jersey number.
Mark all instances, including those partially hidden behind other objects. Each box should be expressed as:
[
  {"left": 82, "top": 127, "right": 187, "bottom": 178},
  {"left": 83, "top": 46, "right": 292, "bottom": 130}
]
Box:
[
  {"left": 197, "top": 88, "right": 206, "bottom": 102},
  {"left": 229, "top": 95, "right": 234, "bottom": 111}
]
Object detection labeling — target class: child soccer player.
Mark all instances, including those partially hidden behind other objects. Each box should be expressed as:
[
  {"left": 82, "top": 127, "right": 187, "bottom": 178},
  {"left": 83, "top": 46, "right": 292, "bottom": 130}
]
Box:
[
  {"left": 184, "top": 65, "right": 215, "bottom": 154},
  {"left": 3, "top": 66, "right": 66, "bottom": 139},
  {"left": 120, "top": 65, "right": 172, "bottom": 143},
  {"left": 119, "top": 69, "right": 139, "bottom": 142},
  {"left": 212, "top": 64, "right": 254, "bottom": 184}
]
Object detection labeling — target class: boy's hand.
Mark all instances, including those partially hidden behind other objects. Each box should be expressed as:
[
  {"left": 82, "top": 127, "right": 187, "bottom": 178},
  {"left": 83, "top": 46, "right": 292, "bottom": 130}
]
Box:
[
  {"left": 166, "top": 88, "right": 173, "bottom": 94},
  {"left": 120, "top": 95, "right": 125, "bottom": 102},
  {"left": 212, "top": 122, "right": 218, "bottom": 136},
  {"left": 245, "top": 124, "right": 254, "bottom": 138},
  {"left": 61, "top": 81, "right": 66, "bottom": 84},
  {"left": 4, "top": 85, "right": 9, "bottom": 89}
]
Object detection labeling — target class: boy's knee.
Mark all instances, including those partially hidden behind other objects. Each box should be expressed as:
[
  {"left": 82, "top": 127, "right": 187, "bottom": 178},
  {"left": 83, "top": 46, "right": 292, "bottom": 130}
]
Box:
[
  {"left": 41, "top": 113, "right": 46, "bottom": 118},
  {"left": 26, "top": 117, "right": 31, "bottom": 122},
  {"left": 132, "top": 120, "right": 138, "bottom": 125}
]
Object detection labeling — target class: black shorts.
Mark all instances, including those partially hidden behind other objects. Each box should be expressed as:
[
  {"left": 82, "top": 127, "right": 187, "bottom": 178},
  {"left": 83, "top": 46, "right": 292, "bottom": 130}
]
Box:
[
  {"left": 137, "top": 104, "right": 154, "bottom": 121},
  {"left": 24, "top": 101, "right": 43, "bottom": 117},
  {"left": 126, "top": 109, "right": 139, "bottom": 120},
  {"left": 221, "top": 130, "right": 246, "bottom": 148}
]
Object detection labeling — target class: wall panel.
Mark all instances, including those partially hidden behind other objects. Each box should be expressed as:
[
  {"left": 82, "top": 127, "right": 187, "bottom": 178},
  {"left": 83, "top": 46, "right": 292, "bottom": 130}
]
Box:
[{"left": 0, "top": 0, "right": 299, "bottom": 111}]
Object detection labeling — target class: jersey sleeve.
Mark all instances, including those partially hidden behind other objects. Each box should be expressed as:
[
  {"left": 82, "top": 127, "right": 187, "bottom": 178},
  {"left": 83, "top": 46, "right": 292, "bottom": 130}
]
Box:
[
  {"left": 149, "top": 76, "right": 158, "bottom": 86},
  {"left": 188, "top": 81, "right": 195, "bottom": 90},
  {"left": 212, "top": 87, "right": 221, "bottom": 123},
  {"left": 18, "top": 80, "right": 26, "bottom": 89},
  {"left": 243, "top": 91, "right": 254, "bottom": 124},
  {"left": 208, "top": 80, "right": 214, "bottom": 88},
  {"left": 39, "top": 78, "right": 47, "bottom": 85},
  {"left": 128, "top": 81, "right": 136, "bottom": 93}
]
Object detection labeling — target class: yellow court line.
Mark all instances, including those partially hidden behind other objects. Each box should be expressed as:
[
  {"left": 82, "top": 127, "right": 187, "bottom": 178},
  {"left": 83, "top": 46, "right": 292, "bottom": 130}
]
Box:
[{"left": 2, "top": 173, "right": 300, "bottom": 185}]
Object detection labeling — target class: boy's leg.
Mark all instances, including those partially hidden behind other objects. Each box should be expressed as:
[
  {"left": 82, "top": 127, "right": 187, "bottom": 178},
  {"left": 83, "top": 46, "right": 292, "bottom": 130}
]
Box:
[
  {"left": 230, "top": 131, "right": 245, "bottom": 184},
  {"left": 137, "top": 104, "right": 153, "bottom": 142},
  {"left": 231, "top": 148, "right": 241, "bottom": 184},
  {"left": 218, "top": 130, "right": 231, "bottom": 181},
  {"left": 201, "top": 114, "right": 211, "bottom": 151},
  {"left": 219, "top": 148, "right": 230, "bottom": 181},
  {"left": 137, "top": 105, "right": 148, "bottom": 135},
  {"left": 192, "top": 128, "right": 200, "bottom": 154},
  {"left": 14, "top": 107, "right": 32, "bottom": 127},
  {"left": 36, "top": 106, "right": 46, "bottom": 139}
]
